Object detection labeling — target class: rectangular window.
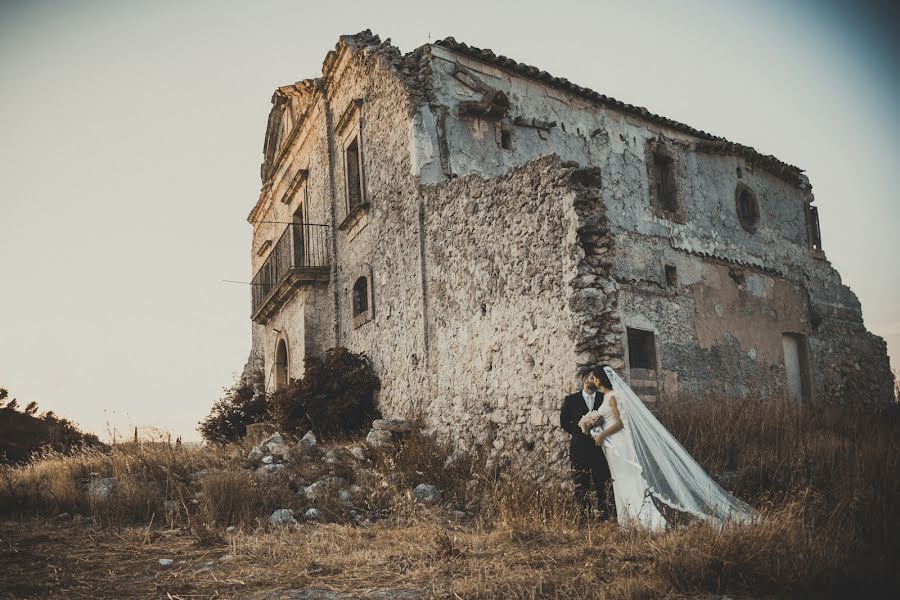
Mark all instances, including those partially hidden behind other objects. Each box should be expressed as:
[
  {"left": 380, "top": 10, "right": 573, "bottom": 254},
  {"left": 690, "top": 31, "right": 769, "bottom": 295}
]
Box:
[
  {"left": 665, "top": 264, "right": 678, "bottom": 287},
  {"left": 627, "top": 328, "right": 657, "bottom": 370},
  {"left": 807, "top": 205, "right": 822, "bottom": 251},
  {"left": 653, "top": 152, "right": 677, "bottom": 213},
  {"left": 345, "top": 136, "right": 363, "bottom": 211}
]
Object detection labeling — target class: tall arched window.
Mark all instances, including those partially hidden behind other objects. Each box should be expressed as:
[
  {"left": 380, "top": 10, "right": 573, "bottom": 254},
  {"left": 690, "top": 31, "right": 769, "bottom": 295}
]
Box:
[
  {"left": 274, "top": 339, "right": 288, "bottom": 391},
  {"left": 352, "top": 277, "right": 368, "bottom": 317}
]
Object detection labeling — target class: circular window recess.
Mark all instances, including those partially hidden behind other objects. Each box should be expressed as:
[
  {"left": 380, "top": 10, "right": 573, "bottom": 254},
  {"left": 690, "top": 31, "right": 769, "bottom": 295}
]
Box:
[{"left": 735, "top": 184, "right": 760, "bottom": 233}]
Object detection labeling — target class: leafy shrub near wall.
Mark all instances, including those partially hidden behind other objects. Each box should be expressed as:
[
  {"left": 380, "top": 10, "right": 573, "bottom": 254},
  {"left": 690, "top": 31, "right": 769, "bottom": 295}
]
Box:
[
  {"left": 198, "top": 367, "right": 269, "bottom": 445},
  {"left": 269, "top": 347, "right": 381, "bottom": 442}
]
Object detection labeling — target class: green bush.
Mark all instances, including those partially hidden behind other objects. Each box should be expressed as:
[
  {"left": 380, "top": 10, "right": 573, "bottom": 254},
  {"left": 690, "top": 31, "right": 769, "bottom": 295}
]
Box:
[
  {"left": 269, "top": 347, "right": 381, "bottom": 441},
  {"left": 198, "top": 367, "right": 269, "bottom": 445}
]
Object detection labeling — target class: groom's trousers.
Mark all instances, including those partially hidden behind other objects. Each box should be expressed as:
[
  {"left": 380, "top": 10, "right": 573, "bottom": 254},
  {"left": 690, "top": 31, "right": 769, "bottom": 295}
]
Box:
[
  {"left": 560, "top": 391, "right": 615, "bottom": 521},
  {"left": 571, "top": 449, "right": 614, "bottom": 520}
]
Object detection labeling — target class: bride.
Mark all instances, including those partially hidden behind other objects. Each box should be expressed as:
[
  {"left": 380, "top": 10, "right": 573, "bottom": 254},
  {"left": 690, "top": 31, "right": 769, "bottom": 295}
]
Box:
[{"left": 579, "top": 365, "right": 757, "bottom": 531}]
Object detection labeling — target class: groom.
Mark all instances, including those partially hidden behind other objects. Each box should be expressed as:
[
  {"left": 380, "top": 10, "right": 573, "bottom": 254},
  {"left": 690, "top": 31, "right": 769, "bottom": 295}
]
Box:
[{"left": 559, "top": 365, "right": 615, "bottom": 521}]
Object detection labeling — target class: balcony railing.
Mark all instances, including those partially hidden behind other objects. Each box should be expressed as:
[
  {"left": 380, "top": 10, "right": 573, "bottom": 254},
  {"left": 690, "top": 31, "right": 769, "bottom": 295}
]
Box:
[{"left": 251, "top": 223, "right": 330, "bottom": 323}]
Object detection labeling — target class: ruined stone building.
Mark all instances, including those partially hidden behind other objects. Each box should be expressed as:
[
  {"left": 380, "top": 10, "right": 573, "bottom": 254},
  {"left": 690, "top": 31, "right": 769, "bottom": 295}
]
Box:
[{"left": 244, "top": 31, "right": 894, "bottom": 464}]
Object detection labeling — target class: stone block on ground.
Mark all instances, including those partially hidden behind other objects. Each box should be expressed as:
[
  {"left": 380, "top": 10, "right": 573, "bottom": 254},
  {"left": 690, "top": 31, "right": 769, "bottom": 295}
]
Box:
[
  {"left": 86, "top": 477, "right": 116, "bottom": 499},
  {"left": 299, "top": 431, "right": 317, "bottom": 448},
  {"left": 413, "top": 483, "right": 441, "bottom": 505},
  {"left": 260, "top": 432, "right": 285, "bottom": 447},
  {"left": 366, "top": 429, "right": 393, "bottom": 447},
  {"left": 268, "top": 508, "right": 296, "bottom": 525},
  {"left": 304, "top": 508, "right": 323, "bottom": 521},
  {"left": 372, "top": 419, "right": 416, "bottom": 433}
]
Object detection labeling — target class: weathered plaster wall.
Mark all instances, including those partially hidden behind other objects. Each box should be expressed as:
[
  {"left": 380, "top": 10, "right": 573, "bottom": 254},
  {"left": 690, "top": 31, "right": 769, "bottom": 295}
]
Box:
[{"left": 413, "top": 44, "right": 893, "bottom": 402}]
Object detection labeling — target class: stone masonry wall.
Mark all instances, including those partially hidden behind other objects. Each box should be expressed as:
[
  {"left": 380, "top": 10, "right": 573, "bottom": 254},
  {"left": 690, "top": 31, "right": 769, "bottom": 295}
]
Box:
[{"left": 419, "top": 156, "right": 618, "bottom": 469}]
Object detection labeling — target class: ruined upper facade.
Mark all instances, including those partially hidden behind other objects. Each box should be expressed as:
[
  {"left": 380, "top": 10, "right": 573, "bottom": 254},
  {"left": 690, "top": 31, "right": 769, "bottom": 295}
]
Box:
[{"left": 244, "top": 31, "right": 895, "bottom": 465}]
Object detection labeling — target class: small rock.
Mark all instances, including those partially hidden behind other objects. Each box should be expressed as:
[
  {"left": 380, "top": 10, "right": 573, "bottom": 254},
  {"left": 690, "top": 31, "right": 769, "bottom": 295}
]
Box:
[
  {"left": 268, "top": 508, "right": 296, "bottom": 525},
  {"left": 303, "top": 476, "right": 347, "bottom": 500},
  {"left": 248, "top": 446, "right": 264, "bottom": 462},
  {"left": 86, "top": 477, "right": 116, "bottom": 499},
  {"left": 349, "top": 446, "right": 367, "bottom": 461},
  {"left": 443, "top": 451, "right": 467, "bottom": 470},
  {"left": 262, "top": 455, "right": 275, "bottom": 465},
  {"left": 264, "top": 463, "right": 287, "bottom": 474},
  {"left": 338, "top": 489, "right": 353, "bottom": 504},
  {"left": 372, "top": 418, "right": 416, "bottom": 433},
  {"left": 304, "top": 508, "right": 323, "bottom": 521},
  {"left": 267, "top": 442, "right": 291, "bottom": 460},
  {"left": 56, "top": 512, "right": 70, "bottom": 519},
  {"left": 260, "top": 432, "right": 285, "bottom": 447},
  {"left": 225, "top": 526, "right": 236, "bottom": 534},
  {"left": 158, "top": 558, "right": 174, "bottom": 568},
  {"left": 366, "top": 429, "right": 393, "bottom": 447},
  {"left": 299, "top": 430, "right": 317, "bottom": 448},
  {"left": 413, "top": 483, "right": 441, "bottom": 505}
]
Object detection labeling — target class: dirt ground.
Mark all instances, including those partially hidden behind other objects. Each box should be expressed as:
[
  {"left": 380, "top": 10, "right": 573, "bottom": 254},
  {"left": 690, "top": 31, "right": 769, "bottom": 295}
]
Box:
[{"left": 1, "top": 516, "right": 762, "bottom": 600}]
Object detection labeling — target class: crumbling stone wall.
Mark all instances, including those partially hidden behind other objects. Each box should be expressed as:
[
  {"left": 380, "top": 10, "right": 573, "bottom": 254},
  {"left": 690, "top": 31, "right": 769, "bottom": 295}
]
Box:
[
  {"left": 417, "top": 156, "right": 619, "bottom": 467},
  {"left": 243, "top": 31, "right": 894, "bottom": 465}
]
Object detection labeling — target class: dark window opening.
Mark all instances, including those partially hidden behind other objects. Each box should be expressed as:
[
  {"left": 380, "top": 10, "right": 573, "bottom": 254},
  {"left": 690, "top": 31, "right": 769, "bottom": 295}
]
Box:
[
  {"left": 653, "top": 151, "right": 678, "bottom": 213},
  {"left": 274, "top": 340, "right": 288, "bottom": 391},
  {"left": 808, "top": 205, "right": 822, "bottom": 250},
  {"left": 736, "top": 185, "right": 759, "bottom": 233},
  {"left": 665, "top": 264, "right": 678, "bottom": 287},
  {"left": 352, "top": 276, "right": 368, "bottom": 317},
  {"left": 627, "top": 328, "right": 657, "bottom": 370},
  {"left": 500, "top": 129, "right": 512, "bottom": 150},
  {"left": 345, "top": 137, "right": 363, "bottom": 211}
]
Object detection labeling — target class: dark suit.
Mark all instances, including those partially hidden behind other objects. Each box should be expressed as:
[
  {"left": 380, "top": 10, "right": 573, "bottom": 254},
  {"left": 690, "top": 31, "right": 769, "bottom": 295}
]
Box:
[{"left": 559, "top": 390, "right": 614, "bottom": 520}]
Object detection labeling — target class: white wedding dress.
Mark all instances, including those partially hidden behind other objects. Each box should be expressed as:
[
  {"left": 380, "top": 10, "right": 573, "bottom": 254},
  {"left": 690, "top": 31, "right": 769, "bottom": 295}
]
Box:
[{"left": 589, "top": 367, "right": 758, "bottom": 532}]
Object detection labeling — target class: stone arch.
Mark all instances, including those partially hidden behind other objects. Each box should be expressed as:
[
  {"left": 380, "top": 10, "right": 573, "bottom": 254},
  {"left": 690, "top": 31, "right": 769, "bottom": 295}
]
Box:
[{"left": 273, "top": 333, "right": 290, "bottom": 391}]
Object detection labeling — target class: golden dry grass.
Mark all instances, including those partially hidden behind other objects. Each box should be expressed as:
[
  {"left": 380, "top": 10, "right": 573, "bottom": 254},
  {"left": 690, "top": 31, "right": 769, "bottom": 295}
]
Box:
[{"left": 1, "top": 395, "right": 898, "bottom": 599}]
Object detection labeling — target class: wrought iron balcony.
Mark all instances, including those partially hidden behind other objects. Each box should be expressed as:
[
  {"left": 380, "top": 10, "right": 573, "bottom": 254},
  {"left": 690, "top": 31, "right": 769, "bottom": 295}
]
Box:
[{"left": 251, "top": 223, "right": 330, "bottom": 323}]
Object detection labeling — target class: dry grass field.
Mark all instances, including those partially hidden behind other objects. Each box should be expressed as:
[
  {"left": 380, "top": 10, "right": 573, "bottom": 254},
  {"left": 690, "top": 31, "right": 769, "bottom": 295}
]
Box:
[{"left": 1, "top": 394, "right": 898, "bottom": 599}]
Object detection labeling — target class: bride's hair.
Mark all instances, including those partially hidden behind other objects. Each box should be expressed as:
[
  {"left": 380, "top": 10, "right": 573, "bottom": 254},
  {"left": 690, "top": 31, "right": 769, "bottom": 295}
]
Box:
[{"left": 595, "top": 365, "right": 614, "bottom": 390}]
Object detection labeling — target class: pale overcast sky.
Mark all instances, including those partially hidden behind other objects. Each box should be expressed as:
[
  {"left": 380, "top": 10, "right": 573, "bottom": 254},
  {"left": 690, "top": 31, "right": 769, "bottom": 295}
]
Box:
[{"left": 1, "top": 0, "right": 897, "bottom": 441}]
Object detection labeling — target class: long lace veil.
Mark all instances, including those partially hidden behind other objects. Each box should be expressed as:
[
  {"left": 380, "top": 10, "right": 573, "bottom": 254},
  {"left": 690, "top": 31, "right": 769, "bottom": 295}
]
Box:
[{"left": 603, "top": 366, "right": 758, "bottom": 527}]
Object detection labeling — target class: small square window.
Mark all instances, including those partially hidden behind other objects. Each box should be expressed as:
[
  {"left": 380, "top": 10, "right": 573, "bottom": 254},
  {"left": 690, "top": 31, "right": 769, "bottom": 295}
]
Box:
[{"left": 627, "top": 328, "right": 657, "bottom": 370}]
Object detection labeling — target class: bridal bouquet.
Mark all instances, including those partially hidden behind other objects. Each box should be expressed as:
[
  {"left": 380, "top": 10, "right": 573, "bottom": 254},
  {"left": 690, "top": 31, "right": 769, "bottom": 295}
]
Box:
[{"left": 578, "top": 410, "right": 604, "bottom": 434}]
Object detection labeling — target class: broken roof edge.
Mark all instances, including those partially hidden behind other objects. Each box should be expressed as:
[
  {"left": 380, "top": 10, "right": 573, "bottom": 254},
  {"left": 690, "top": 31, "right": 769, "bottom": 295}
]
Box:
[{"left": 433, "top": 37, "right": 809, "bottom": 190}]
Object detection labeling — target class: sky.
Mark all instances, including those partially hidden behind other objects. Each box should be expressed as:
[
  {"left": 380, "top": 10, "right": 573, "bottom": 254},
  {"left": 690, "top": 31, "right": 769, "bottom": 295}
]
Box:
[{"left": 1, "top": 0, "right": 898, "bottom": 441}]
